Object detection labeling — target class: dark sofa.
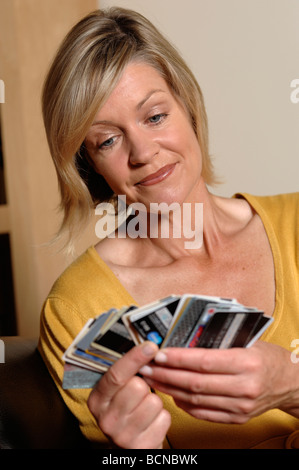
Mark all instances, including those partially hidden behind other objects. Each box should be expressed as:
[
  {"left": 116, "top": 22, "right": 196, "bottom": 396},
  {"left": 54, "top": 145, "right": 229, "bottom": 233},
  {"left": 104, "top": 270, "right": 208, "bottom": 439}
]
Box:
[{"left": 0, "top": 336, "right": 90, "bottom": 449}]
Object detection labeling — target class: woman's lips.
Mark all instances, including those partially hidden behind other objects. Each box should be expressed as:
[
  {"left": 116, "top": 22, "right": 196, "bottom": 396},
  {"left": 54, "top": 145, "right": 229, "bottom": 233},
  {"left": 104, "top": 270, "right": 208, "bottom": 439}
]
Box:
[{"left": 137, "top": 163, "right": 176, "bottom": 186}]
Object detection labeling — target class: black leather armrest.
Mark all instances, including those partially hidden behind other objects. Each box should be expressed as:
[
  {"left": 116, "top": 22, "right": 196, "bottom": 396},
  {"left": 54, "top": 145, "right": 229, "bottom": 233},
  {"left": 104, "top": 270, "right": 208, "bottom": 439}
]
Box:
[{"left": 0, "top": 336, "right": 90, "bottom": 449}]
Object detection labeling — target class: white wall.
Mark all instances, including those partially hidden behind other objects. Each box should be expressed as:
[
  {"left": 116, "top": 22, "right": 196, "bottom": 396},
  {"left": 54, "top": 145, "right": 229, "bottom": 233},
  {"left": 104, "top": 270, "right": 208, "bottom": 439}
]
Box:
[{"left": 98, "top": 0, "right": 299, "bottom": 197}]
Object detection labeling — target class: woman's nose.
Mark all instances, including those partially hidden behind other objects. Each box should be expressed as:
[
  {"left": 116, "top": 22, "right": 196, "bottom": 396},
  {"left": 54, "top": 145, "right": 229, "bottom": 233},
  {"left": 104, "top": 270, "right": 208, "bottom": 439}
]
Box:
[{"left": 129, "top": 129, "right": 159, "bottom": 165}]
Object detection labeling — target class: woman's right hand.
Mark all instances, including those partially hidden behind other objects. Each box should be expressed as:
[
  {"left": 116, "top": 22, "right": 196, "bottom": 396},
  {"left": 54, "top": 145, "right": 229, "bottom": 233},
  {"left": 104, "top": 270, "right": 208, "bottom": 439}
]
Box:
[{"left": 87, "top": 341, "right": 171, "bottom": 449}]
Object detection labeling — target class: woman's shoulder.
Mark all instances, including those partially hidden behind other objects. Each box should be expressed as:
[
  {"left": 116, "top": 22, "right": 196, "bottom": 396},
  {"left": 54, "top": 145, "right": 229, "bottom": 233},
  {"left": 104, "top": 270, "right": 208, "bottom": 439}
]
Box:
[
  {"left": 45, "top": 243, "right": 136, "bottom": 321},
  {"left": 94, "top": 234, "right": 142, "bottom": 267},
  {"left": 236, "top": 192, "right": 299, "bottom": 218},
  {"left": 48, "top": 246, "right": 111, "bottom": 304},
  {"left": 235, "top": 192, "right": 299, "bottom": 249}
]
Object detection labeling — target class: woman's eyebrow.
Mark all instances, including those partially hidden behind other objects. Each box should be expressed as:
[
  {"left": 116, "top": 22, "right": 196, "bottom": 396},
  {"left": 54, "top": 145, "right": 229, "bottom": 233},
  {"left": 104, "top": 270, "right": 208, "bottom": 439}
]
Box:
[
  {"left": 91, "top": 120, "right": 117, "bottom": 127},
  {"left": 136, "top": 89, "right": 166, "bottom": 110},
  {"left": 91, "top": 89, "right": 166, "bottom": 127}
]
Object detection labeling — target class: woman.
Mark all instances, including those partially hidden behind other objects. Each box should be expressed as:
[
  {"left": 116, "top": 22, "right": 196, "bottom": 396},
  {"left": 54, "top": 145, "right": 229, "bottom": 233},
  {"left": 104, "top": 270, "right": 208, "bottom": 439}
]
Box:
[{"left": 39, "top": 7, "right": 299, "bottom": 449}]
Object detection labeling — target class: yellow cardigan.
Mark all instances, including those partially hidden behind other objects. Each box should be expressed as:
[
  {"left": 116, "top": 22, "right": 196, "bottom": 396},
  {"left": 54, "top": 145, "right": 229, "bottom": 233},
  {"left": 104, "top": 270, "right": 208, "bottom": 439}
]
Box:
[{"left": 38, "top": 193, "right": 299, "bottom": 448}]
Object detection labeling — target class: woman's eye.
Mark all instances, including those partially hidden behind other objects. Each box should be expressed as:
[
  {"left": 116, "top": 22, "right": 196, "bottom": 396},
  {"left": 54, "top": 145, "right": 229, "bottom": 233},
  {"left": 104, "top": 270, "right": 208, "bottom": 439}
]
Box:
[
  {"left": 99, "top": 137, "right": 116, "bottom": 150},
  {"left": 148, "top": 113, "right": 167, "bottom": 124}
]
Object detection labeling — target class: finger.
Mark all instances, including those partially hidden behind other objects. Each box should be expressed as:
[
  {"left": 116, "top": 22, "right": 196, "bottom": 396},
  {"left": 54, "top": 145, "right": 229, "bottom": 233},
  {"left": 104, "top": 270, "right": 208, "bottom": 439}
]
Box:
[
  {"left": 174, "top": 399, "right": 249, "bottom": 425},
  {"left": 113, "top": 405, "right": 171, "bottom": 450},
  {"left": 154, "top": 346, "right": 249, "bottom": 374},
  {"left": 144, "top": 375, "right": 251, "bottom": 412},
  {"left": 131, "top": 408, "right": 171, "bottom": 449},
  {"left": 93, "top": 341, "right": 159, "bottom": 403},
  {"left": 141, "top": 366, "right": 242, "bottom": 397},
  {"left": 112, "top": 392, "right": 167, "bottom": 442},
  {"left": 109, "top": 375, "right": 151, "bottom": 416}
]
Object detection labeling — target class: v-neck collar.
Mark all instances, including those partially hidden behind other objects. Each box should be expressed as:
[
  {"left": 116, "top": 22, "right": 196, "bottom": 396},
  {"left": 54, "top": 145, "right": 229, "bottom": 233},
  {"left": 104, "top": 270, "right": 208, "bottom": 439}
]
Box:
[{"left": 234, "top": 193, "right": 284, "bottom": 341}]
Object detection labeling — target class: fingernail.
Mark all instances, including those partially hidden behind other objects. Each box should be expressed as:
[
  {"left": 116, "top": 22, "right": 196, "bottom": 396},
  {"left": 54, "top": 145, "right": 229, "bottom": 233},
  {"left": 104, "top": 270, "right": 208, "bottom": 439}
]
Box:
[
  {"left": 142, "top": 341, "right": 158, "bottom": 357},
  {"left": 139, "top": 365, "right": 153, "bottom": 376},
  {"left": 155, "top": 351, "right": 168, "bottom": 363}
]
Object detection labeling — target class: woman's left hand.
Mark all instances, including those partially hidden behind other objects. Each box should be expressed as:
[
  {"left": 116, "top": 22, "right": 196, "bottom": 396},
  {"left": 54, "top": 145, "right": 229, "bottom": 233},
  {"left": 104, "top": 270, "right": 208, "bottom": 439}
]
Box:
[{"left": 140, "top": 341, "right": 299, "bottom": 424}]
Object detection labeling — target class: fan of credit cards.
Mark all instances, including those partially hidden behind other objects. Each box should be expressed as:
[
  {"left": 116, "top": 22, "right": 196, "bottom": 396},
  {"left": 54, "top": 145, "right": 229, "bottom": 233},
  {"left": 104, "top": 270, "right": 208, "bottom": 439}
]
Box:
[{"left": 62, "top": 294, "right": 273, "bottom": 389}]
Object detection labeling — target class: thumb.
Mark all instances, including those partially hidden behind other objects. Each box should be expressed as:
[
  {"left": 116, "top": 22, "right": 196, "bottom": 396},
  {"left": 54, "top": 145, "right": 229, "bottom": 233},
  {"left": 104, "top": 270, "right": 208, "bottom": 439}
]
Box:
[{"left": 92, "top": 341, "right": 159, "bottom": 402}]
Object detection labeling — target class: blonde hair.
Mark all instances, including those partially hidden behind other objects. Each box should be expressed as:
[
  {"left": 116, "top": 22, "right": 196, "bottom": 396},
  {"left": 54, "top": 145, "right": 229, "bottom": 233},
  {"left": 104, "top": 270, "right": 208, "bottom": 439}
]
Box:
[{"left": 42, "top": 7, "right": 216, "bottom": 248}]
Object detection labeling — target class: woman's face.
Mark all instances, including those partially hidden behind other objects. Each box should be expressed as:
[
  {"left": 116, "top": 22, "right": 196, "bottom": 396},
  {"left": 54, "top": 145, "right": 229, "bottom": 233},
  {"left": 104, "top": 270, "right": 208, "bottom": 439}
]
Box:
[{"left": 84, "top": 62, "right": 204, "bottom": 208}]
